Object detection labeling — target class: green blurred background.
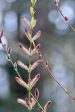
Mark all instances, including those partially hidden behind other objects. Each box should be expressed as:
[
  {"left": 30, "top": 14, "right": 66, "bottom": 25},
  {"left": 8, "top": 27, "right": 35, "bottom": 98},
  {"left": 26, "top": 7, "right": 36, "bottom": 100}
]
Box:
[{"left": 0, "top": 0, "right": 75, "bottom": 112}]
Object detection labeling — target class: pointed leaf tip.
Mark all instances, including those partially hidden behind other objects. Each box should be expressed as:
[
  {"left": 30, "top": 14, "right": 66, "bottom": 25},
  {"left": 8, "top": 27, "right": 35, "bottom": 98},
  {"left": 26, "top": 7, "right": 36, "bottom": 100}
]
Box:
[
  {"left": 54, "top": 0, "right": 59, "bottom": 6},
  {"left": 21, "top": 17, "right": 30, "bottom": 26},
  {"left": 35, "top": 88, "right": 39, "bottom": 100},
  {"left": 33, "top": 31, "right": 41, "bottom": 41},
  {"left": 25, "top": 98, "right": 30, "bottom": 106},
  {"left": 31, "top": 0, "right": 37, "bottom": 6},
  {"left": 15, "top": 76, "right": 29, "bottom": 90},
  {"left": 44, "top": 100, "right": 52, "bottom": 110},
  {"left": 0, "top": 30, "right": 3, "bottom": 43}
]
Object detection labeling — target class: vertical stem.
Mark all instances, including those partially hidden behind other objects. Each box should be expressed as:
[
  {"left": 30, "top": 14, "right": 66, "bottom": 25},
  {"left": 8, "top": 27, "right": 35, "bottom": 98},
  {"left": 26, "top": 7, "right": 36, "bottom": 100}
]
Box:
[
  {"left": 28, "top": 1, "right": 34, "bottom": 111},
  {"left": 28, "top": 39, "right": 32, "bottom": 112}
]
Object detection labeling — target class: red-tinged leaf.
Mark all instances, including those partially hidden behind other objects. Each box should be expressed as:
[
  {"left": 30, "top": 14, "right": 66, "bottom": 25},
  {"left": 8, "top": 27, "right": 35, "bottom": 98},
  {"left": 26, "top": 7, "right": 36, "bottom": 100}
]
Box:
[
  {"left": 15, "top": 77, "right": 29, "bottom": 90},
  {"left": 30, "top": 74, "right": 40, "bottom": 89},
  {"left": 35, "top": 88, "right": 39, "bottom": 100},
  {"left": 33, "top": 31, "right": 41, "bottom": 41},
  {"left": 18, "top": 43, "right": 30, "bottom": 55},
  {"left": 21, "top": 17, "right": 30, "bottom": 26},
  {"left": 0, "top": 30, "right": 3, "bottom": 43},
  {"left": 44, "top": 100, "right": 52, "bottom": 110},
  {"left": 31, "top": 43, "right": 41, "bottom": 55},
  {"left": 31, "top": 60, "right": 41, "bottom": 71},
  {"left": 24, "top": 29, "right": 33, "bottom": 42},
  {"left": 64, "top": 16, "right": 69, "bottom": 21},
  {"left": 45, "top": 60, "right": 48, "bottom": 66},
  {"left": 25, "top": 98, "right": 30, "bottom": 106},
  {"left": 54, "top": 0, "right": 59, "bottom": 6}
]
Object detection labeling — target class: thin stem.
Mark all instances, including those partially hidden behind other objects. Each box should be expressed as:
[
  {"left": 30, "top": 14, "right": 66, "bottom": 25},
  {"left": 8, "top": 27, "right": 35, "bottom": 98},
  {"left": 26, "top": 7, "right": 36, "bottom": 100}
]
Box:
[
  {"left": 56, "top": 5, "right": 75, "bottom": 32},
  {"left": 3, "top": 45, "right": 22, "bottom": 79},
  {"left": 3, "top": 44, "right": 44, "bottom": 111},
  {"left": 32, "top": 42, "right": 74, "bottom": 100},
  {"left": 41, "top": 54, "right": 74, "bottom": 100},
  {"left": 9, "top": 59, "right": 22, "bottom": 79},
  {"left": 67, "top": 21, "right": 75, "bottom": 32},
  {"left": 30, "top": 92, "right": 44, "bottom": 112},
  {"left": 28, "top": 39, "right": 32, "bottom": 112}
]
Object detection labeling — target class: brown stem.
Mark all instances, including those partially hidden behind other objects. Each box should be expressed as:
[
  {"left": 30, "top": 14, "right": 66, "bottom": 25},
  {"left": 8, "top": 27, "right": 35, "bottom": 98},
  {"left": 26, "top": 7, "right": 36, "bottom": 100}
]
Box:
[
  {"left": 32, "top": 42, "right": 75, "bottom": 100},
  {"left": 40, "top": 53, "right": 75, "bottom": 100},
  {"left": 3, "top": 45, "right": 22, "bottom": 79},
  {"left": 56, "top": 5, "right": 75, "bottom": 32}
]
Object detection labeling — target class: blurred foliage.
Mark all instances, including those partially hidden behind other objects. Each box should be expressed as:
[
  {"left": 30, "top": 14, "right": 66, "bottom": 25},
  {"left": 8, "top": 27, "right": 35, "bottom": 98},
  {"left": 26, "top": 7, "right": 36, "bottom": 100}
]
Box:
[{"left": 0, "top": 0, "right": 75, "bottom": 112}]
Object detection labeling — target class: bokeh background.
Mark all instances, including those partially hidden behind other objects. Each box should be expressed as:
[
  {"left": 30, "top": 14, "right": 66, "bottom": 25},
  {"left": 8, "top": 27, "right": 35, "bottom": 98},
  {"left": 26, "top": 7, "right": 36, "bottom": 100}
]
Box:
[{"left": 0, "top": 0, "right": 75, "bottom": 112}]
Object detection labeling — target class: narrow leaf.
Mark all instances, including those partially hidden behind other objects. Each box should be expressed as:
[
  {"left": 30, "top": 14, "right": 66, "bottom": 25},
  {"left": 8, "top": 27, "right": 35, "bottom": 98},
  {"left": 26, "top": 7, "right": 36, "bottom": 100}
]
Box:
[
  {"left": 15, "top": 77, "right": 29, "bottom": 90},
  {"left": 31, "top": 60, "right": 41, "bottom": 71},
  {"left": 19, "top": 43, "right": 30, "bottom": 55},
  {"left": 17, "top": 60, "right": 28, "bottom": 71},
  {"left": 21, "top": 17, "right": 30, "bottom": 26},
  {"left": 33, "top": 31, "right": 41, "bottom": 41},
  {"left": 30, "top": 74, "right": 40, "bottom": 88}
]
